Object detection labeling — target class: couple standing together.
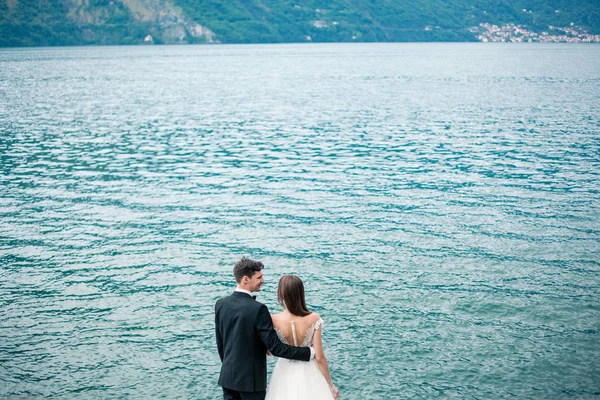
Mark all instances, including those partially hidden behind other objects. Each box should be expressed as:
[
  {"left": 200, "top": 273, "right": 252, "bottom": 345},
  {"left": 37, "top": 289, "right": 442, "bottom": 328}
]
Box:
[{"left": 215, "top": 257, "right": 340, "bottom": 400}]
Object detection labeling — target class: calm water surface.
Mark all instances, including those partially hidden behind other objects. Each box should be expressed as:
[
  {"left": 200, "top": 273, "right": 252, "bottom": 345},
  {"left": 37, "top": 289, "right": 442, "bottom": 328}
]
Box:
[{"left": 1, "top": 43, "right": 599, "bottom": 399}]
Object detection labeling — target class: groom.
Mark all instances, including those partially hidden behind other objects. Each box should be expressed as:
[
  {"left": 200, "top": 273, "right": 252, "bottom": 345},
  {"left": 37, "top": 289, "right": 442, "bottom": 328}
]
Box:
[{"left": 215, "top": 257, "right": 313, "bottom": 400}]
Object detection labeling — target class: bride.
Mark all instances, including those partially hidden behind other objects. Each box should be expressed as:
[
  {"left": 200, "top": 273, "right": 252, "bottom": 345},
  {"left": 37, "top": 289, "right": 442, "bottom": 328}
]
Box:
[{"left": 265, "top": 275, "right": 340, "bottom": 400}]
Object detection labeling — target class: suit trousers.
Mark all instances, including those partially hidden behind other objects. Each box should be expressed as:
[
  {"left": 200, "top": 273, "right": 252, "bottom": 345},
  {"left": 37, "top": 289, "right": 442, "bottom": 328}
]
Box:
[{"left": 222, "top": 387, "right": 266, "bottom": 400}]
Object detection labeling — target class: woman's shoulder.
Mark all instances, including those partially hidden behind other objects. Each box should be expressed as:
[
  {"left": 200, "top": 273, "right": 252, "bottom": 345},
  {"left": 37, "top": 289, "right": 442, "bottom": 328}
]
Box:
[
  {"left": 271, "top": 312, "right": 284, "bottom": 320},
  {"left": 307, "top": 312, "right": 321, "bottom": 324}
]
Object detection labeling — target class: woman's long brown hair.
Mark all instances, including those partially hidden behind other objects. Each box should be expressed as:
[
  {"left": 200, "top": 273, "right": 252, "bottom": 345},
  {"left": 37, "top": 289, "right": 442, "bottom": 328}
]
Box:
[{"left": 277, "top": 274, "right": 311, "bottom": 317}]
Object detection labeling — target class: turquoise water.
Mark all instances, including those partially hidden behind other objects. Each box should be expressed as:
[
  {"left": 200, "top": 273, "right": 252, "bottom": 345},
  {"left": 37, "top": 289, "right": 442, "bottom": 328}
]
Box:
[{"left": 1, "top": 43, "right": 599, "bottom": 399}]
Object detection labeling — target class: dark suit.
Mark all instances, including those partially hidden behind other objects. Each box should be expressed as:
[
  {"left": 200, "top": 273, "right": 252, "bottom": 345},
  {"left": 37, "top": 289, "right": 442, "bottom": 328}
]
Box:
[{"left": 215, "top": 291, "right": 311, "bottom": 399}]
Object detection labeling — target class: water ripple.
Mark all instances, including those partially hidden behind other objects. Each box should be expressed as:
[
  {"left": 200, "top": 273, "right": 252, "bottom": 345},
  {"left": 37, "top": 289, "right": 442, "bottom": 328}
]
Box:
[{"left": 1, "top": 43, "right": 599, "bottom": 399}]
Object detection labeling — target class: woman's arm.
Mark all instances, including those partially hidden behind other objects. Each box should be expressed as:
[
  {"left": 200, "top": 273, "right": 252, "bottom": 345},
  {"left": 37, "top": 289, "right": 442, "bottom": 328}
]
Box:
[{"left": 312, "top": 320, "right": 339, "bottom": 399}]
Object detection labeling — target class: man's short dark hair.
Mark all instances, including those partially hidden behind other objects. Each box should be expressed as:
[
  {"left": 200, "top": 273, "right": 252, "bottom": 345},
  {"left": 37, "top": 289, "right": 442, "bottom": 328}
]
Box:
[{"left": 233, "top": 257, "right": 264, "bottom": 283}]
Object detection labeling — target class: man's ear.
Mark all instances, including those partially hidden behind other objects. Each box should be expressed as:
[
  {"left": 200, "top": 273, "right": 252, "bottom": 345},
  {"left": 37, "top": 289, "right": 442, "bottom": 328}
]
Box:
[{"left": 242, "top": 276, "right": 248, "bottom": 284}]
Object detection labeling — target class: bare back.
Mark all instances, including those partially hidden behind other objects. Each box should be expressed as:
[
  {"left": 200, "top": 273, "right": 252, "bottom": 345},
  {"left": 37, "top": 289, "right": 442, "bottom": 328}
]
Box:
[{"left": 272, "top": 312, "right": 323, "bottom": 347}]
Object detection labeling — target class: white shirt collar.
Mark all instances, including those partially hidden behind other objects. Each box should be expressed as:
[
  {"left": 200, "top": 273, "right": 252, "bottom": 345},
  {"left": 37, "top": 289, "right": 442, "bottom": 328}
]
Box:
[{"left": 234, "top": 287, "right": 252, "bottom": 296}]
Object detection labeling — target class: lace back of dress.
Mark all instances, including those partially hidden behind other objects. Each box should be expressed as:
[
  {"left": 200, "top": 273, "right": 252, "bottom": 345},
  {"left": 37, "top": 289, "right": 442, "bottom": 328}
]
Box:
[
  {"left": 274, "top": 317, "right": 324, "bottom": 347},
  {"left": 300, "top": 318, "right": 324, "bottom": 347}
]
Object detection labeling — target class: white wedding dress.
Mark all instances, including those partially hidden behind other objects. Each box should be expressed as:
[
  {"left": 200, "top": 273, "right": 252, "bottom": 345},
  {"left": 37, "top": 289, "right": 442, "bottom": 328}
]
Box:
[{"left": 265, "top": 318, "right": 334, "bottom": 400}]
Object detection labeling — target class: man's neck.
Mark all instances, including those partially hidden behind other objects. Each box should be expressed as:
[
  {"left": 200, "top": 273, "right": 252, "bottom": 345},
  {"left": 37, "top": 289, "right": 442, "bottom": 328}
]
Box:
[{"left": 235, "top": 286, "right": 252, "bottom": 295}]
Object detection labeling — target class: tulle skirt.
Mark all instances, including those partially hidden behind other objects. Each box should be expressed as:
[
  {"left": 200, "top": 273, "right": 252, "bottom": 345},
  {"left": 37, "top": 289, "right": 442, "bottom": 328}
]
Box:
[{"left": 265, "top": 358, "right": 334, "bottom": 400}]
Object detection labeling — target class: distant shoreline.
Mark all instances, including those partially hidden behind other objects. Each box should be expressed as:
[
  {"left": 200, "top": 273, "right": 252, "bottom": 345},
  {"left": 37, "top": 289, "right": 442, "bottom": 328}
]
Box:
[{"left": 2, "top": 41, "right": 600, "bottom": 50}]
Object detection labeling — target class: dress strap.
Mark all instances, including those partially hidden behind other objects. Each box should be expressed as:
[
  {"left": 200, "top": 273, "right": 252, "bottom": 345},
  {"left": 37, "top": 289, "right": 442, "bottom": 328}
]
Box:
[{"left": 291, "top": 320, "right": 298, "bottom": 346}]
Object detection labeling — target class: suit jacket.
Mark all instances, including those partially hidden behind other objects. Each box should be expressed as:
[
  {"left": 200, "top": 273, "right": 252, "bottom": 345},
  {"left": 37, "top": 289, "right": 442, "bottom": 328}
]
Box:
[{"left": 215, "top": 291, "right": 311, "bottom": 392}]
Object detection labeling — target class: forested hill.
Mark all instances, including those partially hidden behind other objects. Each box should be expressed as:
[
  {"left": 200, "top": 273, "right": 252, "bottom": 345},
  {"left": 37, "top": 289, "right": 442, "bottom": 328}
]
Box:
[{"left": 1, "top": 0, "right": 600, "bottom": 47}]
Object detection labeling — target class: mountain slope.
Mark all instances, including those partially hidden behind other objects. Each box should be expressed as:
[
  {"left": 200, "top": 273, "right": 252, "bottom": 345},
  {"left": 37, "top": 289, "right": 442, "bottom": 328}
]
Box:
[
  {"left": 173, "top": 0, "right": 600, "bottom": 43},
  {"left": 1, "top": 0, "right": 599, "bottom": 46}
]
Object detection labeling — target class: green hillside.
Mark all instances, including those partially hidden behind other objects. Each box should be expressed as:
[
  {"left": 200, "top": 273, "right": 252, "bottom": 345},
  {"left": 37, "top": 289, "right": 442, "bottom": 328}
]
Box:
[
  {"left": 1, "top": 0, "right": 599, "bottom": 46},
  {"left": 175, "top": 0, "right": 600, "bottom": 43},
  {"left": 174, "top": 0, "right": 473, "bottom": 43}
]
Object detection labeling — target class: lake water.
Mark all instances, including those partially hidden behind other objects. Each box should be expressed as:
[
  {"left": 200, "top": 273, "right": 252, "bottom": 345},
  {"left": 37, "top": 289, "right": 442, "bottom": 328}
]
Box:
[{"left": 0, "top": 43, "right": 599, "bottom": 399}]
